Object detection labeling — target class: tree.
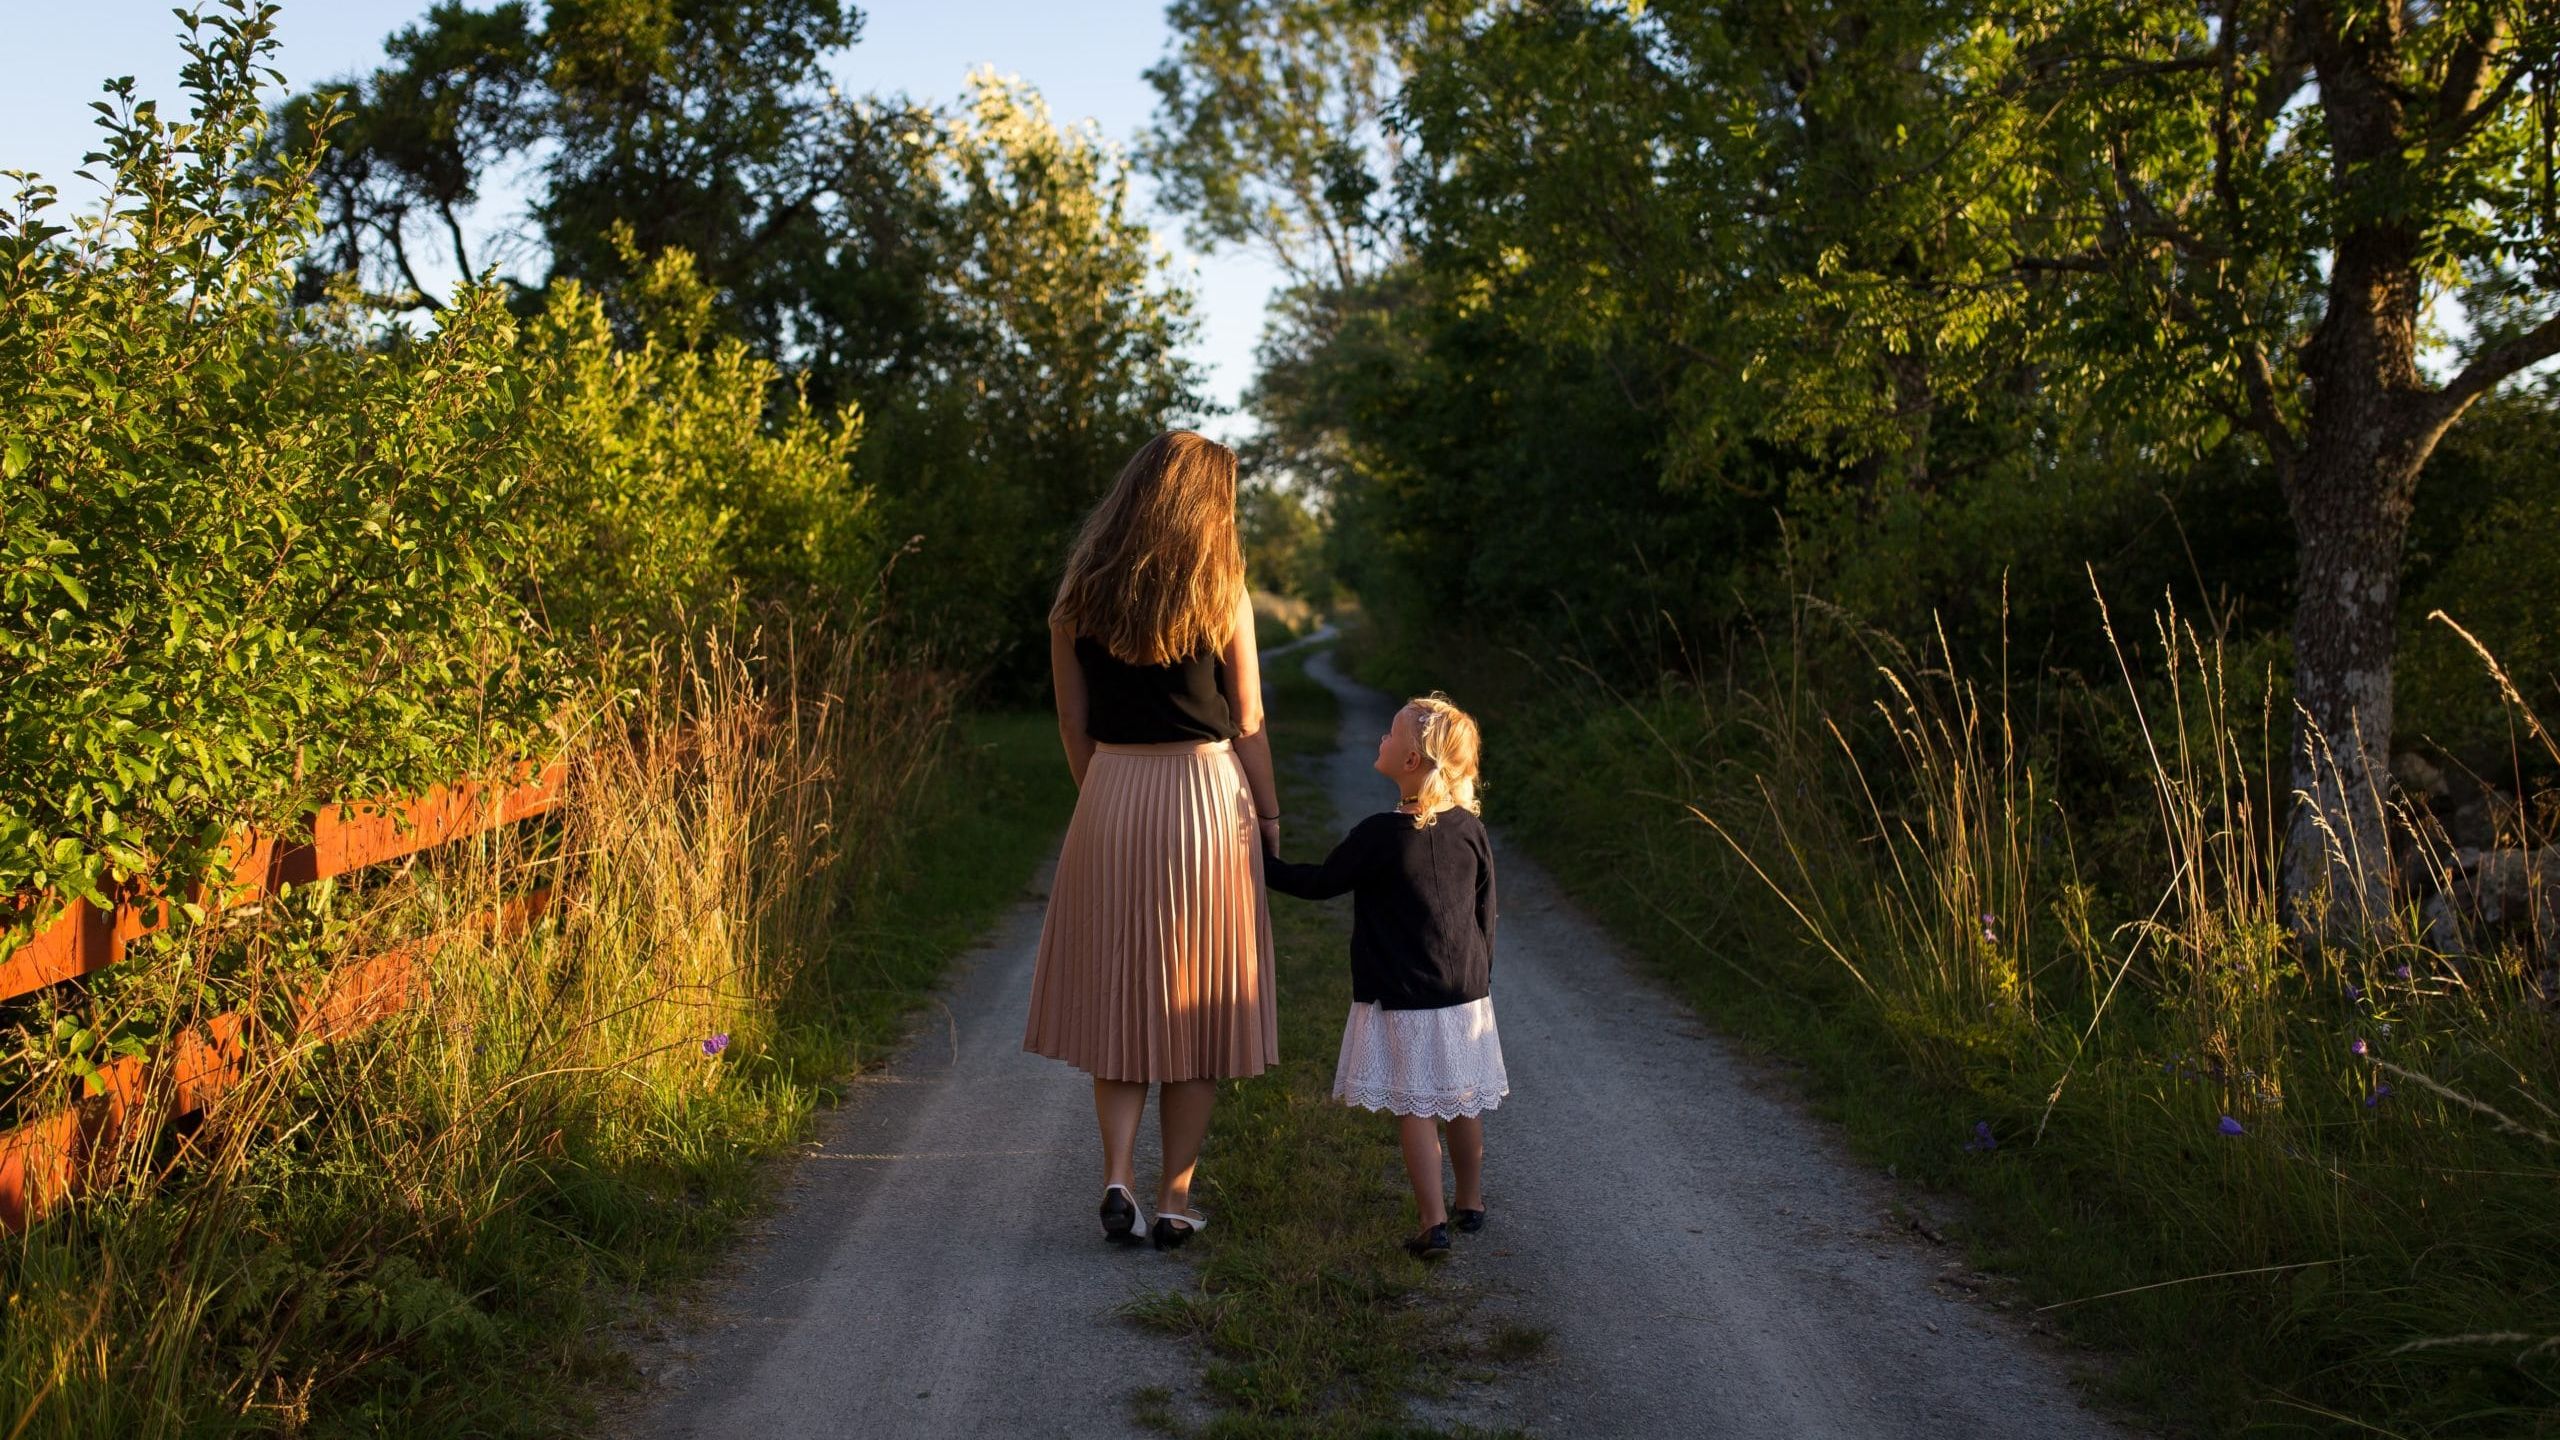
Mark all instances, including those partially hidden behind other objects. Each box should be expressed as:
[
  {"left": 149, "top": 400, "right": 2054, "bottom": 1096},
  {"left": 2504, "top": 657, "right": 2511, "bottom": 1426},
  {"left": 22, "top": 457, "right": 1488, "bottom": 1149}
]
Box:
[
  {"left": 276, "top": 0, "right": 955, "bottom": 405},
  {"left": 272, "top": 5, "right": 1207, "bottom": 687},
  {"left": 1239, "top": 470, "right": 1332, "bottom": 603},
  {"left": 1997, "top": 0, "right": 2560, "bottom": 932},
  {"left": 1142, "top": 0, "right": 1418, "bottom": 293},
  {"left": 280, "top": 1, "right": 541, "bottom": 309},
  {"left": 1162, "top": 0, "right": 2560, "bottom": 936},
  {"left": 865, "top": 73, "right": 1204, "bottom": 686}
]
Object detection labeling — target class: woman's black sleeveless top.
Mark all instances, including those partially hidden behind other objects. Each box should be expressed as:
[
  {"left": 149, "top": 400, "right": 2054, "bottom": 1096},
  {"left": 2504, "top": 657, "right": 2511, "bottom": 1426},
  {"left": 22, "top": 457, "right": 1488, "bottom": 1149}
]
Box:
[{"left": 1076, "top": 636, "right": 1237, "bottom": 744}]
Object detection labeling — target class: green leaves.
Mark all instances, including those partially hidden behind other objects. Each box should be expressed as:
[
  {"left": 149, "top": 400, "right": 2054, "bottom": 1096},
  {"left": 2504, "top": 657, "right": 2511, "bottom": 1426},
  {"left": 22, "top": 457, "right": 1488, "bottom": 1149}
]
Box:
[
  {"left": 1, "top": 3, "right": 554, "bottom": 923},
  {"left": 1141, "top": 0, "right": 1414, "bottom": 291}
]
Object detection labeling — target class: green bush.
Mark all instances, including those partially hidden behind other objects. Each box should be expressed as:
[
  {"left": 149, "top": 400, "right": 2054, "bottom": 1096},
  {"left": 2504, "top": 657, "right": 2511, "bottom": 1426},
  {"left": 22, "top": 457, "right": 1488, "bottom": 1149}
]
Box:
[
  {"left": 0, "top": 6, "right": 885, "bottom": 929},
  {"left": 516, "top": 237, "right": 874, "bottom": 645},
  {"left": 2399, "top": 382, "right": 2560, "bottom": 764},
  {"left": 1, "top": 25, "right": 543, "bottom": 911}
]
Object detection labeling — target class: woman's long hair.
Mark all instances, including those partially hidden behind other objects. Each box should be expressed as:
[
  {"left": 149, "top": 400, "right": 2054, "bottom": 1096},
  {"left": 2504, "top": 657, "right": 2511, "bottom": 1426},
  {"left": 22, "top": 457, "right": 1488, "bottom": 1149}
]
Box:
[{"left": 1050, "top": 431, "right": 1245, "bottom": 666}]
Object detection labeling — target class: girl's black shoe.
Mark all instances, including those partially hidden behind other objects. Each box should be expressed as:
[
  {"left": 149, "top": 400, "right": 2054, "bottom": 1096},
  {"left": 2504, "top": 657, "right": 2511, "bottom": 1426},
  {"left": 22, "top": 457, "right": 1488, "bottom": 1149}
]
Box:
[
  {"left": 1100, "top": 1184, "right": 1141, "bottom": 1244},
  {"left": 1453, "top": 1207, "right": 1485, "bottom": 1234},
  {"left": 1150, "top": 1211, "right": 1207, "bottom": 1250},
  {"left": 1403, "top": 1223, "right": 1452, "bottom": 1259}
]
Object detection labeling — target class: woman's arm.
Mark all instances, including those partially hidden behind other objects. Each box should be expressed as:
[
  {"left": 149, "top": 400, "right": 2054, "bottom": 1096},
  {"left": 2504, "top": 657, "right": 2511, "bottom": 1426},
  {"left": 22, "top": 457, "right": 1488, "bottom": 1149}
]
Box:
[
  {"left": 1222, "top": 587, "right": 1282, "bottom": 846},
  {"left": 1051, "top": 624, "right": 1095, "bottom": 788}
]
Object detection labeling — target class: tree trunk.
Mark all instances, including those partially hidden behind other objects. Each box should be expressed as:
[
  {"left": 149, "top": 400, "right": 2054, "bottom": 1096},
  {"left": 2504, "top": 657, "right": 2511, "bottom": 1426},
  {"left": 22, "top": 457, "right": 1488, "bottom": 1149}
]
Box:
[
  {"left": 2280, "top": 432, "right": 2420, "bottom": 940},
  {"left": 2276, "top": 0, "right": 2447, "bottom": 943},
  {"left": 2278, "top": 225, "right": 2448, "bottom": 938}
]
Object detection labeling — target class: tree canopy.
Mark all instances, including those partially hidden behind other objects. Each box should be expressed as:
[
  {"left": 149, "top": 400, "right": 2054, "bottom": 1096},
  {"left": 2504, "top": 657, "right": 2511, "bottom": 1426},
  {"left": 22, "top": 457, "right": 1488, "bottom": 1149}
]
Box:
[{"left": 1152, "top": 0, "right": 2560, "bottom": 924}]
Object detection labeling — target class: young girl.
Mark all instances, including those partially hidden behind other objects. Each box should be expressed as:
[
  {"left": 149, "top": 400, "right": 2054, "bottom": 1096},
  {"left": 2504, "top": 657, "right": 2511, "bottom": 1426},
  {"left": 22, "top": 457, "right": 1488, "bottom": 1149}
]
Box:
[{"left": 1263, "top": 693, "right": 1506, "bottom": 1258}]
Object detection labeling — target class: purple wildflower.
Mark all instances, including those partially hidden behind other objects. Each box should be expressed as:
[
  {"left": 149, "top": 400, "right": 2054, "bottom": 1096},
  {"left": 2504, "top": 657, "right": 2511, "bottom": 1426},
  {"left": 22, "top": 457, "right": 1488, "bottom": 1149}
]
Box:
[
  {"left": 2365, "top": 1082, "right": 2394, "bottom": 1108},
  {"left": 1965, "top": 1121, "right": 1997, "bottom": 1153},
  {"left": 702, "top": 1033, "right": 731, "bottom": 1058},
  {"left": 2350, "top": 1038, "right": 2369, "bottom": 1057},
  {"left": 2345, "top": 983, "right": 2364, "bottom": 1003},
  {"left": 2217, "top": 1115, "right": 2245, "bottom": 1137},
  {"left": 2392, "top": 963, "right": 2413, "bottom": 980}
]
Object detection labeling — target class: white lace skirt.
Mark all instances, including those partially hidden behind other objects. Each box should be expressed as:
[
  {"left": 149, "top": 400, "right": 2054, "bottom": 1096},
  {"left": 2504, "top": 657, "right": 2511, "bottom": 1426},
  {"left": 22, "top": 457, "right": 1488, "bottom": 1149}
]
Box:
[{"left": 1332, "top": 997, "right": 1509, "bottom": 1120}]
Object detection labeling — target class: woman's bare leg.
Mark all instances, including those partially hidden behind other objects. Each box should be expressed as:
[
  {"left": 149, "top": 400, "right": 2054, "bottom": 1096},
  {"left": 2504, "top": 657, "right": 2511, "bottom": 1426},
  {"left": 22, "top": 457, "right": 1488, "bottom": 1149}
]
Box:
[
  {"left": 1094, "top": 1078, "right": 1146, "bottom": 1192},
  {"left": 1446, "top": 1115, "right": 1484, "bottom": 1212},
  {"left": 1157, "top": 1078, "right": 1217, "bottom": 1216},
  {"left": 1398, "top": 1114, "right": 1448, "bottom": 1230}
]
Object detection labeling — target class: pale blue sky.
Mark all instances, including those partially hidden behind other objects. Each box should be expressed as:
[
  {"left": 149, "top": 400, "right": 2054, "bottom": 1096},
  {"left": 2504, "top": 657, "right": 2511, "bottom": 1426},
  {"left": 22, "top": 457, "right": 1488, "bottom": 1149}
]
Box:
[{"left": 1, "top": 1, "right": 1285, "bottom": 438}]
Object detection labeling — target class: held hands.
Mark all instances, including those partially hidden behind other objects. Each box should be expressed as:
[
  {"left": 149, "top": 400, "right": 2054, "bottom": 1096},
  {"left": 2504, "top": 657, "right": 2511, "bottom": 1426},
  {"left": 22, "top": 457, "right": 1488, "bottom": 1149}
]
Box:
[{"left": 1257, "top": 815, "right": 1281, "bottom": 853}]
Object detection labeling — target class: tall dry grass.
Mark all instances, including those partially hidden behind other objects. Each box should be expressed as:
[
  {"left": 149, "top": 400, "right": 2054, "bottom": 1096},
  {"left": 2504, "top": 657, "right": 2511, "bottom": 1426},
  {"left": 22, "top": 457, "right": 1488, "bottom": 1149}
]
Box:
[
  {"left": 1442, "top": 584, "right": 2560, "bottom": 1431},
  {"left": 0, "top": 621, "right": 954, "bottom": 1437}
]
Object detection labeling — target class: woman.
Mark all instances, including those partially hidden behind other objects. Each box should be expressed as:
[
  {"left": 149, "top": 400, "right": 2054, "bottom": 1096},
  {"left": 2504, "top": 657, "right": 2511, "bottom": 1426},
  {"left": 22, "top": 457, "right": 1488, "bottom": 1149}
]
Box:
[{"left": 1022, "top": 430, "right": 1281, "bottom": 1249}]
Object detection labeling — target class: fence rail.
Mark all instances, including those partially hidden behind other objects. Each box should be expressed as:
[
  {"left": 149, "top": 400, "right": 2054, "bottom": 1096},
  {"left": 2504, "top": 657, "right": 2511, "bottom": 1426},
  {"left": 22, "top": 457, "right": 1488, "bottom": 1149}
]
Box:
[{"left": 0, "top": 761, "right": 570, "bottom": 1229}]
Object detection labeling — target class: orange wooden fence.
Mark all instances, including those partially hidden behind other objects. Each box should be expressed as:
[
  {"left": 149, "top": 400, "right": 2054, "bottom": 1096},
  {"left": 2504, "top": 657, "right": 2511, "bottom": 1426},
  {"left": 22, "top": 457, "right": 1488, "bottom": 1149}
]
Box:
[{"left": 0, "top": 762, "right": 569, "bottom": 1230}]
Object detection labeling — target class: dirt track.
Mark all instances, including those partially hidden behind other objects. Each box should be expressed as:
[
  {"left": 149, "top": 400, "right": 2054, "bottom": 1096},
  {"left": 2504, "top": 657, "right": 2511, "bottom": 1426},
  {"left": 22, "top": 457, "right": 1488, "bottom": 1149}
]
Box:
[
  {"left": 623, "top": 640, "right": 2123, "bottom": 1438},
  {"left": 1300, "top": 647, "right": 2122, "bottom": 1437},
  {"left": 623, "top": 884, "right": 1193, "bottom": 1439}
]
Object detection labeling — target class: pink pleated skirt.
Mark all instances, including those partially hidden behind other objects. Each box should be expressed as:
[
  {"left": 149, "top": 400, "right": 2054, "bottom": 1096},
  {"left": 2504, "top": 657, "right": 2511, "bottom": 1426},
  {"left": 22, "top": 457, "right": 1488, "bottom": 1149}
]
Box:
[{"left": 1023, "top": 739, "right": 1278, "bottom": 1082}]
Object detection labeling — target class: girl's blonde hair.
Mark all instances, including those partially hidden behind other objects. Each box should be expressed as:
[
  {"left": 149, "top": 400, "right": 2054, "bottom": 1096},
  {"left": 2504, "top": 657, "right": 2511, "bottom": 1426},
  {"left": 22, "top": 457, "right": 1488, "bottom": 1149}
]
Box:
[
  {"left": 1050, "top": 431, "right": 1245, "bottom": 666},
  {"left": 1406, "top": 692, "right": 1483, "bottom": 828}
]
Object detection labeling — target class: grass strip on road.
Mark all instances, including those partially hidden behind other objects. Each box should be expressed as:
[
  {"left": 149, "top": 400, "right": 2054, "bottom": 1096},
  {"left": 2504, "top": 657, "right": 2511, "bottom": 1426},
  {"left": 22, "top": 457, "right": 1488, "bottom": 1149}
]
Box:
[{"left": 1125, "top": 649, "right": 1532, "bottom": 1439}]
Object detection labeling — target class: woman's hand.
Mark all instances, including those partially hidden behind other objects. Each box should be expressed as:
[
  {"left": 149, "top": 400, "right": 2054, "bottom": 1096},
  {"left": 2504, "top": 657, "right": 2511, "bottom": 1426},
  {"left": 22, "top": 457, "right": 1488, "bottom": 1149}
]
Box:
[{"left": 1258, "top": 816, "right": 1281, "bottom": 854}]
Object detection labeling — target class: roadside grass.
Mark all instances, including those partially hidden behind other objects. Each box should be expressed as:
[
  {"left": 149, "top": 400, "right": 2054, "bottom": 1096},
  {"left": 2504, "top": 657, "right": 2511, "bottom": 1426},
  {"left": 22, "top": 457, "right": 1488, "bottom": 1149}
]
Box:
[
  {"left": 777, "top": 709, "right": 1077, "bottom": 1112},
  {"left": 1340, "top": 615, "right": 2560, "bottom": 1438},
  {"left": 0, "top": 637, "right": 1075, "bottom": 1439},
  {"left": 1127, "top": 648, "right": 1528, "bottom": 1439}
]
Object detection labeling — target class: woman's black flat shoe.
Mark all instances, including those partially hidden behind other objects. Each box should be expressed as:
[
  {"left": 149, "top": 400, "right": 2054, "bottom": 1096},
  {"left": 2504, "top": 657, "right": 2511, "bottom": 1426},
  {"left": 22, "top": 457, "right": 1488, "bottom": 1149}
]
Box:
[
  {"left": 1100, "top": 1184, "right": 1141, "bottom": 1244},
  {"left": 1150, "top": 1210, "right": 1208, "bottom": 1250},
  {"left": 1453, "top": 1207, "right": 1485, "bottom": 1234},
  {"left": 1403, "top": 1223, "right": 1452, "bottom": 1259}
]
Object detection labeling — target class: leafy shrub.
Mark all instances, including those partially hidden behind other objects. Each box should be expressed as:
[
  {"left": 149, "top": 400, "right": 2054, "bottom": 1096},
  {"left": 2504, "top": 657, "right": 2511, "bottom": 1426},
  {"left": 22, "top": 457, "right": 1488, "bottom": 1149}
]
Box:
[
  {"left": 515, "top": 235, "right": 874, "bottom": 645},
  {"left": 1, "top": 18, "right": 545, "bottom": 910},
  {"left": 2399, "top": 383, "right": 2560, "bottom": 764},
  {"left": 0, "top": 5, "right": 885, "bottom": 927}
]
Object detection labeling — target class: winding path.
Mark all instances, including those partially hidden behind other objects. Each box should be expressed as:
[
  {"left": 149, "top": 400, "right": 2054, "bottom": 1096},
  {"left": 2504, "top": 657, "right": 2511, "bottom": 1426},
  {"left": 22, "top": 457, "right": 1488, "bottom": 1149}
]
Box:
[{"left": 622, "top": 639, "right": 2123, "bottom": 1438}]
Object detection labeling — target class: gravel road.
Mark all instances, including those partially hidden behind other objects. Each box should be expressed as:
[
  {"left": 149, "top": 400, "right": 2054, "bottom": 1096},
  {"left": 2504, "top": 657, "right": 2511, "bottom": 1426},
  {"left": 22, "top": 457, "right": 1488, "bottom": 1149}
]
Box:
[
  {"left": 624, "top": 887, "right": 1193, "bottom": 1439},
  {"left": 1301, "top": 647, "right": 2122, "bottom": 1438},
  {"left": 623, "top": 638, "right": 2124, "bottom": 1438}
]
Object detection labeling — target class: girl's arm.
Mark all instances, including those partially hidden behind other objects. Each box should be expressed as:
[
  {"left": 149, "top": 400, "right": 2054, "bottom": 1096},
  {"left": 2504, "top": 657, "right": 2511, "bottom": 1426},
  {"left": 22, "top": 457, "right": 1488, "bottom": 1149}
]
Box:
[
  {"left": 1264, "top": 819, "right": 1381, "bottom": 900},
  {"left": 1051, "top": 623, "right": 1096, "bottom": 788},
  {"left": 1475, "top": 831, "right": 1500, "bottom": 966},
  {"left": 1221, "top": 586, "right": 1282, "bottom": 846}
]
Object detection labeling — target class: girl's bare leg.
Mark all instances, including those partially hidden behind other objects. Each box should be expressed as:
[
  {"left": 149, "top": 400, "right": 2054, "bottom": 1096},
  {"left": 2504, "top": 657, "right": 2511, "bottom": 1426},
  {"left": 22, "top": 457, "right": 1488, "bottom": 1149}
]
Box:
[
  {"left": 1446, "top": 1115, "right": 1485, "bottom": 1212},
  {"left": 1398, "top": 1114, "right": 1448, "bottom": 1229},
  {"left": 1094, "top": 1078, "right": 1146, "bottom": 1192},
  {"left": 1157, "top": 1078, "right": 1217, "bottom": 1216}
]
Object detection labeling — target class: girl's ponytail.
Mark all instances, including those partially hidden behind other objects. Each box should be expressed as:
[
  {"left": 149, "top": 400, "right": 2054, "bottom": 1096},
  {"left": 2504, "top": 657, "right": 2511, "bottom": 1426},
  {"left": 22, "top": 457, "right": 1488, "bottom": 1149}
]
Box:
[{"left": 1406, "top": 693, "right": 1482, "bottom": 828}]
